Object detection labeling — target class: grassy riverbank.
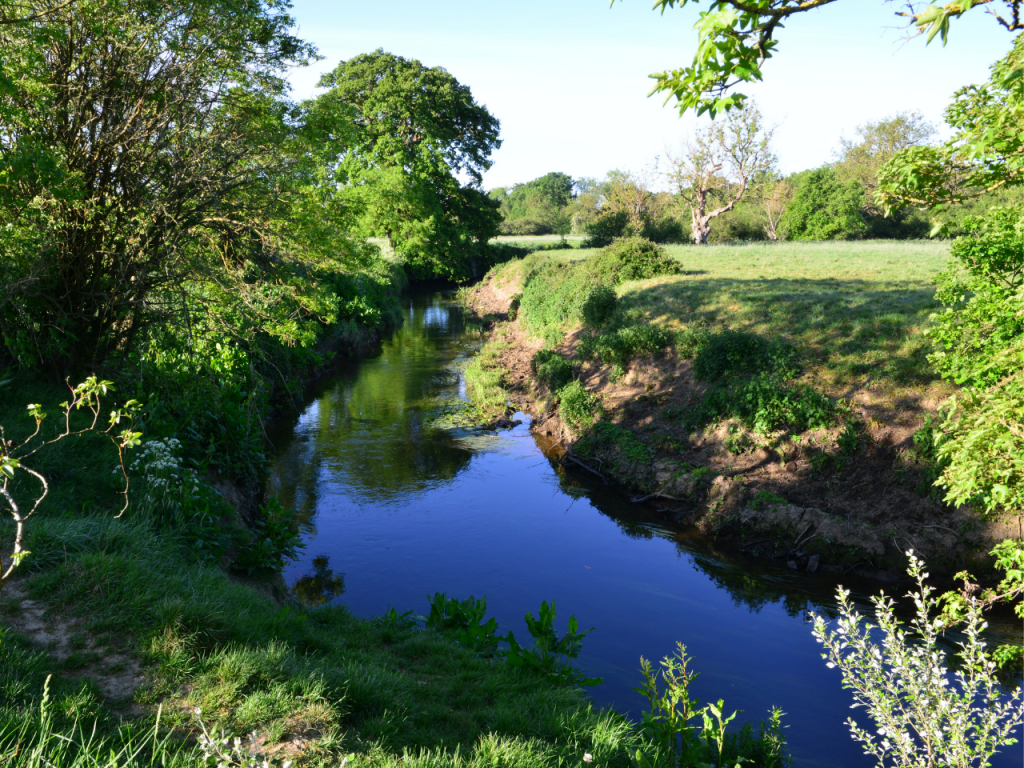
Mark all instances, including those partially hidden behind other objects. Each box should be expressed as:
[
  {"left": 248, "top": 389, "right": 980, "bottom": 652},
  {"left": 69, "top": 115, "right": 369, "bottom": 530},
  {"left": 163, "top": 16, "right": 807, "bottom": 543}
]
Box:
[
  {"left": 465, "top": 238, "right": 1018, "bottom": 579},
  {"left": 0, "top": 360, "right": 789, "bottom": 766}
]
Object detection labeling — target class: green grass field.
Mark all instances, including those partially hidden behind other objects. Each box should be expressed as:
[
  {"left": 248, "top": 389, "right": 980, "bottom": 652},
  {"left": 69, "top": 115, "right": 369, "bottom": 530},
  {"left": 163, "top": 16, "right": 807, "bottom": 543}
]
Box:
[{"left": 499, "top": 239, "right": 952, "bottom": 398}]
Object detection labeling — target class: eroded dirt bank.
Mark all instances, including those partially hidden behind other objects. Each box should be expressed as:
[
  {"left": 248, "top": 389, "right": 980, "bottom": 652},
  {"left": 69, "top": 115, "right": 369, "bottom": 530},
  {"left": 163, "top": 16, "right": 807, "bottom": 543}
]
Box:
[{"left": 466, "top": 271, "right": 1021, "bottom": 582}]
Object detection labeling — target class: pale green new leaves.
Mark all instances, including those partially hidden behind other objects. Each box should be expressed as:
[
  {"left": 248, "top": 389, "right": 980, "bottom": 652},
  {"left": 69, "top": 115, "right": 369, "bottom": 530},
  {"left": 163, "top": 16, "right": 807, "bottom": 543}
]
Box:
[
  {"left": 811, "top": 552, "right": 1024, "bottom": 767},
  {"left": 627, "top": 0, "right": 1018, "bottom": 117}
]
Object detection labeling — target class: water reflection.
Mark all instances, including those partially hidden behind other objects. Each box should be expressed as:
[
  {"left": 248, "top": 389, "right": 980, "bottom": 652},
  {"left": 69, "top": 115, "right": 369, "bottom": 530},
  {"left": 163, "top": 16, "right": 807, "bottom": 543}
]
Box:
[
  {"left": 292, "top": 554, "right": 346, "bottom": 607},
  {"left": 267, "top": 291, "right": 482, "bottom": 525}
]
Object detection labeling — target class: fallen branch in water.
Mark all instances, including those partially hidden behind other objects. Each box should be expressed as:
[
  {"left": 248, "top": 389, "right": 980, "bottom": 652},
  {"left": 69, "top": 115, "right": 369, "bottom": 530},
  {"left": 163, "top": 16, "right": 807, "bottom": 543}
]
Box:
[
  {"left": 631, "top": 491, "right": 684, "bottom": 503},
  {"left": 564, "top": 455, "right": 608, "bottom": 484}
]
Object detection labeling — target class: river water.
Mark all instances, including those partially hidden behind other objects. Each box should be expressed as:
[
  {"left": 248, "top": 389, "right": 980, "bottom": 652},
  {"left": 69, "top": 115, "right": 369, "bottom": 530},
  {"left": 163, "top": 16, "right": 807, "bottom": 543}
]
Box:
[{"left": 266, "top": 288, "right": 1020, "bottom": 767}]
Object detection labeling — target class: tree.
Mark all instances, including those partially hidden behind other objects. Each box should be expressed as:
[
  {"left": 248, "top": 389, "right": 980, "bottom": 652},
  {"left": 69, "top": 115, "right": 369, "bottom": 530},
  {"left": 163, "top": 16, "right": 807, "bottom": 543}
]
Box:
[
  {"left": 495, "top": 172, "right": 574, "bottom": 235},
  {"left": 631, "top": 1, "right": 1021, "bottom": 117},
  {"left": 780, "top": 168, "right": 866, "bottom": 240},
  {"left": 315, "top": 50, "right": 502, "bottom": 279},
  {"left": 835, "top": 111, "right": 936, "bottom": 210},
  {"left": 752, "top": 174, "right": 792, "bottom": 241},
  {"left": 878, "top": 33, "right": 1024, "bottom": 210},
  {"left": 664, "top": 101, "right": 776, "bottom": 244},
  {"left": 0, "top": 0, "right": 317, "bottom": 374}
]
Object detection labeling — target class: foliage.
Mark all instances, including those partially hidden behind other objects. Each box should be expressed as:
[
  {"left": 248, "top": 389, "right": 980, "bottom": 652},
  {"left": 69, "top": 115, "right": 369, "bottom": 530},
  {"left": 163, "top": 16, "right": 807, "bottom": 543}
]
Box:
[
  {"left": 811, "top": 552, "right": 1024, "bottom": 767},
  {"left": 492, "top": 172, "right": 574, "bottom": 236},
  {"left": 579, "top": 324, "right": 674, "bottom": 369},
  {"left": 879, "top": 33, "right": 1024, "bottom": 209},
  {"left": 581, "top": 286, "right": 619, "bottom": 328},
  {"left": 635, "top": 1, "right": 1018, "bottom": 117},
  {"left": 690, "top": 330, "right": 796, "bottom": 382},
  {"left": 781, "top": 168, "right": 867, "bottom": 241},
  {"left": 423, "top": 593, "right": 500, "bottom": 655},
  {"left": 940, "top": 539, "right": 1024, "bottom": 670},
  {"left": 928, "top": 207, "right": 1023, "bottom": 516},
  {"left": 233, "top": 498, "right": 305, "bottom": 575},
  {"left": 531, "top": 350, "right": 576, "bottom": 392},
  {"left": 664, "top": 101, "right": 777, "bottom": 244},
  {"left": 630, "top": 642, "right": 788, "bottom": 768},
  {"left": 315, "top": 49, "right": 502, "bottom": 279},
  {"left": 691, "top": 374, "right": 838, "bottom": 435},
  {"left": 502, "top": 601, "right": 603, "bottom": 688},
  {"left": 0, "top": 378, "right": 140, "bottom": 590},
  {"left": 195, "top": 709, "right": 291, "bottom": 768},
  {"left": 558, "top": 381, "right": 600, "bottom": 431},
  {"left": 585, "top": 238, "right": 681, "bottom": 285},
  {"left": 0, "top": 0, "right": 329, "bottom": 374},
  {"left": 575, "top": 422, "right": 653, "bottom": 465}
]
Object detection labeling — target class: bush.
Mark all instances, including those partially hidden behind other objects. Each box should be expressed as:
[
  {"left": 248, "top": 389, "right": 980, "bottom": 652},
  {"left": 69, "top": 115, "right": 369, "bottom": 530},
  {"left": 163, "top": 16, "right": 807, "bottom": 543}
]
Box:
[
  {"left": 691, "top": 331, "right": 797, "bottom": 382},
  {"left": 582, "top": 210, "right": 629, "bottom": 247},
  {"left": 583, "top": 324, "right": 673, "bottom": 369},
  {"left": 558, "top": 381, "right": 599, "bottom": 430},
  {"left": 581, "top": 286, "right": 617, "bottom": 328},
  {"left": 781, "top": 167, "right": 867, "bottom": 241},
  {"left": 585, "top": 237, "right": 681, "bottom": 285},
  {"left": 531, "top": 350, "right": 576, "bottom": 391},
  {"left": 929, "top": 206, "right": 1023, "bottom": 516},
  {"left": 499, "top": 217, "right": 555, "bottom": 236},
  {"left": 811, "top": 552, "right": 1024, "bottom": 767},
  {"left": 684, "top": 374, "right": 838, "bottom": 434}
]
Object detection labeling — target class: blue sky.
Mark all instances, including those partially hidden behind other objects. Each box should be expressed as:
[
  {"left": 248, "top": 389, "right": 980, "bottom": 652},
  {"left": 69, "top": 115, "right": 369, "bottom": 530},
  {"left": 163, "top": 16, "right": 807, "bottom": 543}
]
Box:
[{"left": 285, "top": 0, "right": 1008, "bottom": 189}]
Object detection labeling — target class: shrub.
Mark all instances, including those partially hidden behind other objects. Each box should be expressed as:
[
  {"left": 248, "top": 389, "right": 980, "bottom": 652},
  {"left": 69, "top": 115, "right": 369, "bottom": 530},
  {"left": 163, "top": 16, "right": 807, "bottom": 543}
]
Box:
[
  {"left": 581, "top": 285, "right": 618, "bottom": 328},
  {"left": 530, "top": 350, "right": 576, "bottom": 392},
  {"left": 558, "top": 381, "right": 599, "bottom": 430},
  {"left": 691, "top": 331, "right": 797, "bottom": 382},
  {"left": 685, "top": 374, "right": 837, "bottom": 435},
  {"left": 811, "top": 552, "right": 1024, "bottom": 767},
  {"left": 927, "top": 207, "right": 1023, "bottom": 517},
  {"left": 588, "top": 324, "right": 673, "bottom": 369},
  {"left": 584, "top": 237, "right": 681, "bottom": 284},
  {"left": 781, "top": 167, "right": 867, "bottom": 241}
]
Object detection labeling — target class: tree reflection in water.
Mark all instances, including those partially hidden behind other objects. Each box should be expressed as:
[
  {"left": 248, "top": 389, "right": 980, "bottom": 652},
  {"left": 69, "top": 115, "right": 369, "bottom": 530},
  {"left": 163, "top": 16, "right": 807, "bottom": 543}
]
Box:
[{"left": 292, "top": 554, "right": 346, "bottom": 607}]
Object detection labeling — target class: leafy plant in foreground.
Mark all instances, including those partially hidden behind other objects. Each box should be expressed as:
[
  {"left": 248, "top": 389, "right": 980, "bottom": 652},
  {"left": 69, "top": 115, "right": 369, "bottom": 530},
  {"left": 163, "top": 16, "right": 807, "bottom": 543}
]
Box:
[
  {"left": 0, "top": 378, "right": 140, "bottom": 592},
  {"left": 423, "top": 592, "right": 500, "bottom": 655},
  {"left": 502, "top": 600, "right": 603, "bottom": 687},
  {"left": 631, "top": 642, "right": 788, "bottom": 768},
  {"left": 811, "top": 551, "right": 1024, "bottom": 767},
  {"left": 558, "top": 381, "right": 600, "bottom": 431}
]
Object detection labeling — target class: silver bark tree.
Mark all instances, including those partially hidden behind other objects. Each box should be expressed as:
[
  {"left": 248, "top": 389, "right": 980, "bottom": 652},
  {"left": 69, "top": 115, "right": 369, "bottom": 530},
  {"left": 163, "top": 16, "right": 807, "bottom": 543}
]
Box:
[{"left": 665, "top": 102, "right": 777, "bottom": 244}]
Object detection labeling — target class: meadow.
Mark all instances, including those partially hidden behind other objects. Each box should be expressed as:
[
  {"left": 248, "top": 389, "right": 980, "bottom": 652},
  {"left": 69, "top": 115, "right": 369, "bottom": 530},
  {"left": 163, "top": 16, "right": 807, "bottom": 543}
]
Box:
[{"left": 498, "top": 239, "right": 953, "bottom": 401}]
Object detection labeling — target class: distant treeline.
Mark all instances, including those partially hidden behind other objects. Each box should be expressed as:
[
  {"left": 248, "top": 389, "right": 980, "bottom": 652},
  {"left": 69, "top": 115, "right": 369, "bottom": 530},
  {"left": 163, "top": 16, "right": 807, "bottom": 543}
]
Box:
[{"left": 490, "top": 112, "right": 1011, "bottom": 245}]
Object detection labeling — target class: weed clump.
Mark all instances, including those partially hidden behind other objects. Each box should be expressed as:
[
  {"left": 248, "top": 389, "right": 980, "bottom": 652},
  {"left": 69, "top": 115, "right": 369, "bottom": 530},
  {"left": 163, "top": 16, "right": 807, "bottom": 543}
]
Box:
[
  {"left": 531, "top": 350, "right": 576, "bottom": 392},
  {"left": 578, "top": 324, "right": 673, "bottom": 369},
  {"left": 691, "top": 330, "right": 797, "bottom": 382},
  {"left": 576, "top": 421, "right": 652, "bottom": 464},
  {"left": 681, "top": 374, "right": 838, "bottom": 434},
  {"left": 581, "top": 285, "right": 617, "bottom": 328},
  {"left": 584, "top": 237, "right": 681, "bottom": 284},
  {"left": 558, "top": 381, "right": 599, "bottom": 430}
]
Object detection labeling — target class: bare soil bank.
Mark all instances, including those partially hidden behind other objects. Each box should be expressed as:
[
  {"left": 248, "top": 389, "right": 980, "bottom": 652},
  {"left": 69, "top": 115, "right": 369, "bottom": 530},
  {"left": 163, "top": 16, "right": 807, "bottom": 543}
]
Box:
[{"left": 467, "top": 271, "right": 1021, "bottom": 582}]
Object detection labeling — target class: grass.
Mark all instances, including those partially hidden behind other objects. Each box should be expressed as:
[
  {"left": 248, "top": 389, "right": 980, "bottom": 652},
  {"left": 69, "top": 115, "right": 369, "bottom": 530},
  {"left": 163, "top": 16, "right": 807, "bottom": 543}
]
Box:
[
  {"left": 498, "top": 239, "right": 951, "bottom": 398},
  {"left": 0, "top": 372, "right": 661, "bottom": 768}
]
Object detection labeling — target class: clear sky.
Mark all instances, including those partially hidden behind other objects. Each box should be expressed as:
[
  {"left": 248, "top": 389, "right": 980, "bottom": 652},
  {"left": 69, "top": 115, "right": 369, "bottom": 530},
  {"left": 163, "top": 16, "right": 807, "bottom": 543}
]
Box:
[{"left": 284, "top": 0, "right": 1009, "bottom": 189}]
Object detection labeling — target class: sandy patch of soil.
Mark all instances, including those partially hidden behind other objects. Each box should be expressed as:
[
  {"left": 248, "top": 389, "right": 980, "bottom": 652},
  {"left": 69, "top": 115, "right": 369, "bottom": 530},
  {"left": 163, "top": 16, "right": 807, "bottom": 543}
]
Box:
[{"left": 0, "top": 572, "right": 145, "bottom": 711}]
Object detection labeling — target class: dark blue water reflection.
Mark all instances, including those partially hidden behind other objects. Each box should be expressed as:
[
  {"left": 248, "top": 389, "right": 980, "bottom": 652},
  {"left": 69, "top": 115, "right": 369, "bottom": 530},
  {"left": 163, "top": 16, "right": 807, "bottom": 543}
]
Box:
[{"left": 267, "top": 289, "right": 1020, "bottom": 768}]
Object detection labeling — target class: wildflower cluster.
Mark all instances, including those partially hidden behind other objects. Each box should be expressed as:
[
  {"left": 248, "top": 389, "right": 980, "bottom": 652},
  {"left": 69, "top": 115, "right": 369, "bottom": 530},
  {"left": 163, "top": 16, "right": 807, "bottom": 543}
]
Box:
[
  {"left": 811, "top": 552, "right": 1023, "bottom": 767},
  {"left": 194, "top": 709, "right": 290, "bottom": 768}
]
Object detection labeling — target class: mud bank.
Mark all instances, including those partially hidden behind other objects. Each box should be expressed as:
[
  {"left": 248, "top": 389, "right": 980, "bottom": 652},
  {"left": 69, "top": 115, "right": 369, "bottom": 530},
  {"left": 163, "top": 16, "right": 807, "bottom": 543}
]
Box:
[{"left": 466, "top": 271, "right": 1021, "bottom": 582}]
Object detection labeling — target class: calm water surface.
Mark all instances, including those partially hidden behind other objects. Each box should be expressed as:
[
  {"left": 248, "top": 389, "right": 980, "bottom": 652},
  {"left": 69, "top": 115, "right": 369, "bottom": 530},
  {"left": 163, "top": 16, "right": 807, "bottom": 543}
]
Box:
[{"left": 267, "top": 289, "right": 1019, "bottom": 767}]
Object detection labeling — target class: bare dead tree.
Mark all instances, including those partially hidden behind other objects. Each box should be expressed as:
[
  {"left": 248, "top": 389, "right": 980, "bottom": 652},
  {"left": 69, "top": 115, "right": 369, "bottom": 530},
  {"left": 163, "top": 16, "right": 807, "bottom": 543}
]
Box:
[{"left": 664, "top": 101, "right": 777, "bottom": 244}]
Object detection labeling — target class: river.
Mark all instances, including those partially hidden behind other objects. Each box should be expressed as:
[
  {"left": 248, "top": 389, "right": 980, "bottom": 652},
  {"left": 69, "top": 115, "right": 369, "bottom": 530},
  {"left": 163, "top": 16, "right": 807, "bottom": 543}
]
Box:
[{"left": 266, "top": 287, "right": 1020, "bottom": 767}]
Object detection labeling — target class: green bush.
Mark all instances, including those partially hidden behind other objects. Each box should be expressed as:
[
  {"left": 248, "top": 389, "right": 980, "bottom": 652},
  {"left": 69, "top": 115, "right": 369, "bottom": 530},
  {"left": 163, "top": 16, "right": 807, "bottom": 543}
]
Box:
[
  {"left": 928, "top": 207, "right": 1023, "bottom": 516},
  {"left": 531, "top": 350, "right": 576, "bottom": 391},
  {"left": 581, "top": 285, "right": 618, "bottom": 328},
  {"left": 584, "top": 237, "right": 680, "bottom": 285},
  {"left": 585, "top": 324, "right": 673, "bottom": 369},
  {"left": 684, "top": 374, "right": 838, "bottom": 435},
  {"left": 558, "top": 381, "right": 599, "bottom": 430},
  {"left": 781, "top": 167, "right": 867, "bottom": 241},
  {"left": 691, "top": 331, "right": 797, "bottom": 382},
  {"left": 507, "top": 293, "right": 522, "bottom": 321}
]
